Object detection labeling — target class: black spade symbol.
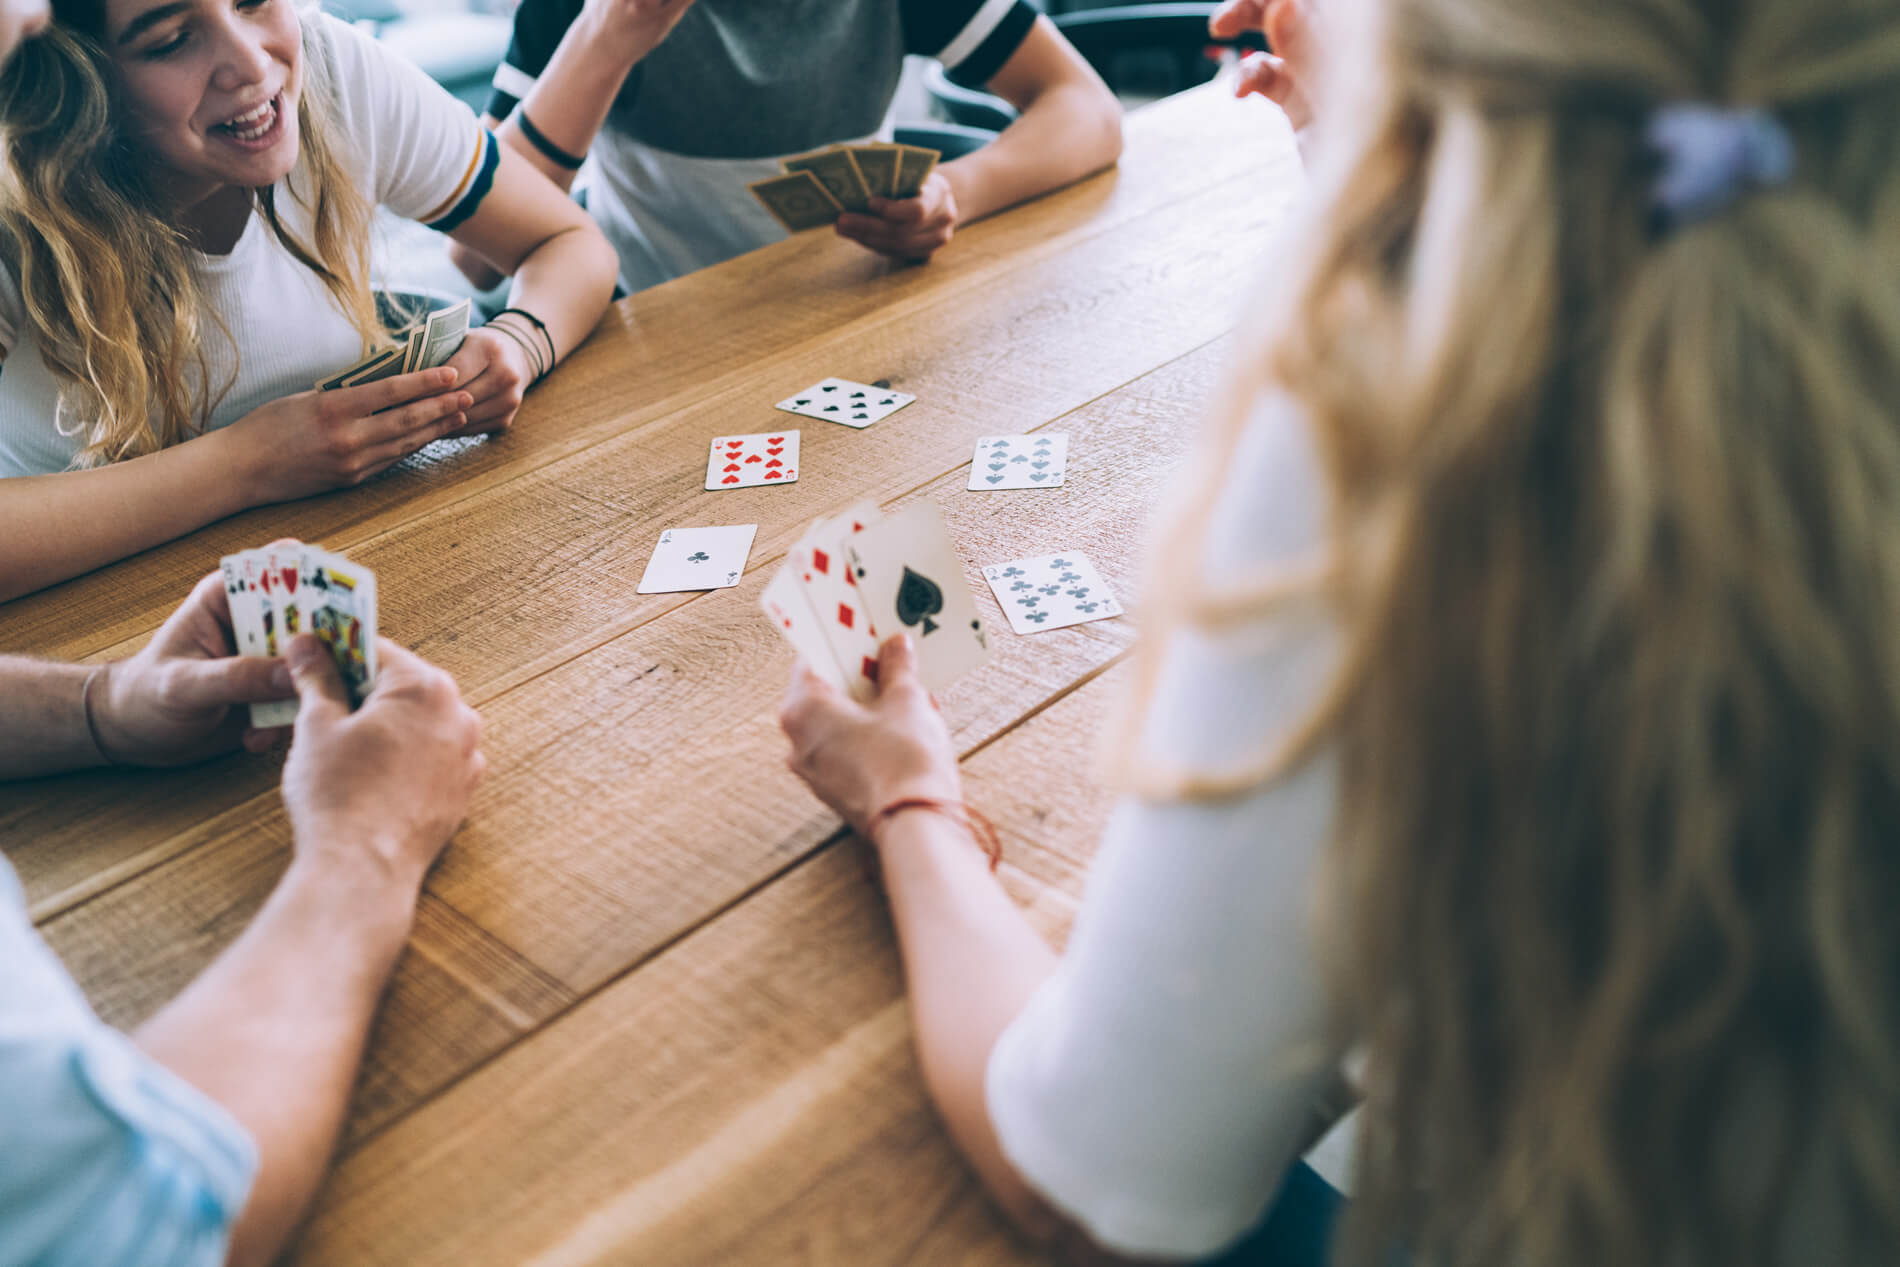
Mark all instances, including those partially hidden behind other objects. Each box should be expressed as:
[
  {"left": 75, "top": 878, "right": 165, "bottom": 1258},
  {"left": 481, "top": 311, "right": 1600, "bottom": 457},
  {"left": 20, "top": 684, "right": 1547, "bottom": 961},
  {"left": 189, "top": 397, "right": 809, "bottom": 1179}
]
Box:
[
  {"left": 821, "top": 384, "right": 838, "bottom": 392},
  {"left": 824, "top": 405, "right": 839, "bottom": 412},
  {"left": 851, "top": 391, "right": 865, "bottom": 398},
  {"left": 895, "top": 566, "right": 945, "bottom": 635}
]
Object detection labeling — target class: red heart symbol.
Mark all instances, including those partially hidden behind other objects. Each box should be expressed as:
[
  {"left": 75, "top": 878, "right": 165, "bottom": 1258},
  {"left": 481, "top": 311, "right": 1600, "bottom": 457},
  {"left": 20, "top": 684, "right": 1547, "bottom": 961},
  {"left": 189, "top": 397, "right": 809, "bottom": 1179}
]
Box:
[
  {"left": 765, "top": 459, "right": 782, "bottom": 469},
  {"left": 765, "top": 471, "right": 782, "bottom": 480},
  {"left": 745, "top": 454, "right": 762, "bottom": 463},
  {"left": 723, "top": 462, "right": 741, "bottom": 472},
  {"left": 766, "top": 447, "right": 783, "bottom": 456},
  {"left": 722, "top": 475, "right": 739, "bottom": 484},
  {"left": 768, "top": 436, "right": 784, "bottom": 444}
]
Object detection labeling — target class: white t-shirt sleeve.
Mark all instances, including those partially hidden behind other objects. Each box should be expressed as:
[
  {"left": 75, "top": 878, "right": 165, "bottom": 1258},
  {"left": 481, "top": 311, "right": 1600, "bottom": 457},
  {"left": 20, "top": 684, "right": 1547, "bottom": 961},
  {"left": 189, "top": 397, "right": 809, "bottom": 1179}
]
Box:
[
  {"left": 305, "top": 13, "right": 497, "bottom": 228},
  {"left": 985, "top": 394, "right": 1345, "bottom": 1260}
]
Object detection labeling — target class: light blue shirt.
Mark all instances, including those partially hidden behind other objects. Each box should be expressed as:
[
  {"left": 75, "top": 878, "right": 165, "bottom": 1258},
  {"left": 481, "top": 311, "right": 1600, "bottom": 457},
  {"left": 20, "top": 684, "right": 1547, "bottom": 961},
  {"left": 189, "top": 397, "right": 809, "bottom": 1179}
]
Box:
[{"left": 0, "top": 857, "right": 256, "bottom": 1266}]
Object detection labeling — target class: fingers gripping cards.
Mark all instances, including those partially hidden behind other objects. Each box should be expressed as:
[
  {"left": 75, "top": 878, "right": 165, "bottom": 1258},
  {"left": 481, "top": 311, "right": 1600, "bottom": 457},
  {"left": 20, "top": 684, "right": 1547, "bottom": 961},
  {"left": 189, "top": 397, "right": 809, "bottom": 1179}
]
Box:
[{"left": 222, "top": 543, "right": 378, "bottom": 728}]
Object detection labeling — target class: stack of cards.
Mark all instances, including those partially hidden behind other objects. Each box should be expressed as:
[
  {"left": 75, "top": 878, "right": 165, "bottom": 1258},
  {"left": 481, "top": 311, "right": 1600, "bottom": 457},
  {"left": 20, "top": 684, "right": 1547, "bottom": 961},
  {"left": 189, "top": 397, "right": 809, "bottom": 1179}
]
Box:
[
  {"left": 762, "top": 500, "right": 989, "bottom": 699},
  {"left": 220, "top": 543, "right": 378, "bottom": 727},
  {"left": 747, "top": 143, "right": 941, "bottom": 232},
  {"left": 315, "top": 297, "right": 470, "bottom": 391}
]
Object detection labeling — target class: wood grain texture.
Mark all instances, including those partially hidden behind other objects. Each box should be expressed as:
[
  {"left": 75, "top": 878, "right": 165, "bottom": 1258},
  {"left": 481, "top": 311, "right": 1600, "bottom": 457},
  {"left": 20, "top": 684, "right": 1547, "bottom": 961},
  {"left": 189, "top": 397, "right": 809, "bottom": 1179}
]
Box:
[
  {"left": 290, "top": 660, "right": 1140, "bottom": 1267},
  {"left": 0, "top": 87, "right": 1295, "bottom": 666},
  {"left": 7, "top": 151, "right": 1289, "bottom": 912}
]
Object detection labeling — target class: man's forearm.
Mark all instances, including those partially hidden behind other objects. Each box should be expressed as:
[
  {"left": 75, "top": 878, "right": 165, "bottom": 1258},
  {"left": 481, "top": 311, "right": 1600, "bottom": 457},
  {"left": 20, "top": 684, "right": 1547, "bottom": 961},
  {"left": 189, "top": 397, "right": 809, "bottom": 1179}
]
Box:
[
  {"left": 504, "top": 14, "right": 651, "bottom": 191},
  {"left": 942, "top": 81, "right": 1123, "bottom": 224},
  {"left": 135, "top": 854, "right": 419, "bottom": 1267},
  {"left": 0, "top": 657, "right": 105, "bottom": 778}
]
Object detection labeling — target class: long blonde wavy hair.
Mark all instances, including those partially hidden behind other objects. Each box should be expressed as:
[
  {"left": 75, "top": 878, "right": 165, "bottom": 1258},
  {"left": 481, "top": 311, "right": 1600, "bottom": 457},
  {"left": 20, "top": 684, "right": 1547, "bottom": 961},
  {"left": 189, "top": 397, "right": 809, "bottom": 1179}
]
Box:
[
  {"left": 1127, "top": 0, "right": 1900, "bottom": 1262},
  {"left": 0, "top": 0, "right": 387, "bottom": 466}
]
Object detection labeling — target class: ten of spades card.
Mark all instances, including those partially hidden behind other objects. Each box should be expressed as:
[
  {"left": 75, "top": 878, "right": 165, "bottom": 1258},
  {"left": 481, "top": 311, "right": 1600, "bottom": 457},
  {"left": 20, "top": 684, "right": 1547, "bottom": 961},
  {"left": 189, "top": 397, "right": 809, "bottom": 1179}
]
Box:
[{"left": 775, "top": 378, "right": 914, "bottom": 429}]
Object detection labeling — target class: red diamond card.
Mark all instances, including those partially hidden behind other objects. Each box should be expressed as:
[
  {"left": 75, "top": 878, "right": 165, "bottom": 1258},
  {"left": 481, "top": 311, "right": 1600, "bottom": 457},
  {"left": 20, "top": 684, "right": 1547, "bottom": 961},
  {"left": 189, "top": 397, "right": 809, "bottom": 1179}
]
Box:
[{"left": 705, "top": 430, "right": 800, "bottom": 491}]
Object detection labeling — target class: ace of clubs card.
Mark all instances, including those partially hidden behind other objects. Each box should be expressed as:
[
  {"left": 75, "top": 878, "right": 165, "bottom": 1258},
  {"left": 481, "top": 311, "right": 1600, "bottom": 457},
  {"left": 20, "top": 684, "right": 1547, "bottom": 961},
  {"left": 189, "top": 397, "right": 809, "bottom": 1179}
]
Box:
[
  {"left": 844, "top": 500, "right": 989, "bottom": 691},
  {"left": 638, "top": 525, "right": 758, "bottom": 594}
]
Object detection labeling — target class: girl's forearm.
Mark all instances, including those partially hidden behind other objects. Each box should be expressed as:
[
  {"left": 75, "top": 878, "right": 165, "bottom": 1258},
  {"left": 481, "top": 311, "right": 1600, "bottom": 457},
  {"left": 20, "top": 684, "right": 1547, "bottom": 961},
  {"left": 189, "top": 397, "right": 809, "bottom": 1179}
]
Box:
[
  {"left": 506, "top": 226, "right": 620, "bottom": 366},
  {"left": 0, "top": 429, "right": 255, "bottom": 602}
]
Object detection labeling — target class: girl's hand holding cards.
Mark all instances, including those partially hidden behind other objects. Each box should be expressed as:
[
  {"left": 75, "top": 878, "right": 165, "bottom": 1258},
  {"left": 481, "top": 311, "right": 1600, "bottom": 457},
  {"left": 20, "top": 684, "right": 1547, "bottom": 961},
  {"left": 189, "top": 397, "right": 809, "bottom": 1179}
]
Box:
[
  {"left": 439, "top": 325, "right": 535, "bottom": 436},
  {"left": 228, "top": 367, "right": 472, "bottom": 502}
]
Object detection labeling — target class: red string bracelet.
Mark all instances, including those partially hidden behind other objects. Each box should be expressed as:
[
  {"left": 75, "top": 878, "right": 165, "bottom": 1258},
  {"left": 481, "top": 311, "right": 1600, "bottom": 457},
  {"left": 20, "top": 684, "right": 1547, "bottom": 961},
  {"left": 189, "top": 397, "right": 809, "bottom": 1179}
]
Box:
[{"left": 870, "top": 797, "right": 1003, "bottom": 873}]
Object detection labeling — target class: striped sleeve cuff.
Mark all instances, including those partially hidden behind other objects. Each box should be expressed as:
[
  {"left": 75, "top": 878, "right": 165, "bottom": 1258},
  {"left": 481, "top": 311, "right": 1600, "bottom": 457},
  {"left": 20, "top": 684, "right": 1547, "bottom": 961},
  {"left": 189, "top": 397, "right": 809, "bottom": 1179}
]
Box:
[
  {"left": 423, "top": 129, "right": 501, "bottom": 233},
  {"left": 485, "top": 61, "right": 538, "bottom": 121},
  {"left": 940, "top": 0, "right": 1036, "bottom": 85}
]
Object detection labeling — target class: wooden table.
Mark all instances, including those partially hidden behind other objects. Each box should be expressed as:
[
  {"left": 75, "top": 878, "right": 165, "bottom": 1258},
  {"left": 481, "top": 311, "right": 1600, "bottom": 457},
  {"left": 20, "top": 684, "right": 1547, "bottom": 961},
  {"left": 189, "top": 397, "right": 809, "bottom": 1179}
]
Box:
[{"left": 0, "top": 85, "right": 1302, "bottom": 1265}]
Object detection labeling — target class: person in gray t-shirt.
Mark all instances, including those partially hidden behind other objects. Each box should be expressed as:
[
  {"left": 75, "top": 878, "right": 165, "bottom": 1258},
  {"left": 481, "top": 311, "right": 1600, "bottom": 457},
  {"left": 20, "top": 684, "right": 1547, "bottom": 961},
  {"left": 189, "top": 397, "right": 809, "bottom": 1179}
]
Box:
[{"left": 454, "top": 0, "right": 1123, "bottom": 293}]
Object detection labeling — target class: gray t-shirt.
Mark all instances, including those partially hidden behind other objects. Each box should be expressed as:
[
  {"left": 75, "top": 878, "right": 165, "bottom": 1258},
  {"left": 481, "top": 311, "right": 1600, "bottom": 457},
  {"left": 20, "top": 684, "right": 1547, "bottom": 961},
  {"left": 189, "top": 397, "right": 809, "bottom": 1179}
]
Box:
[{"left": 487, "top": 0, "right": 1037, "bottom": 290}]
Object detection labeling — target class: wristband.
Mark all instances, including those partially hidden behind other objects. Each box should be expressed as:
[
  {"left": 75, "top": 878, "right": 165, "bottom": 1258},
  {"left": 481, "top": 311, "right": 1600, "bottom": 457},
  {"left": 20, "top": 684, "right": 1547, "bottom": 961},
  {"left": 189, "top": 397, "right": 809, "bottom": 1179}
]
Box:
[
  {"left": 486, "top": 316, "right": 546, "bottom": 384},
  {"left": 81, "top": 664, "right": 118, "bottom": 766},
  {"left": 516, "top": 111, "right": 587, "bottom": 171},
  {"left": 871, "top": 797, "right": 1002, "bottom": 873},
  {"left": 492, "top": 307, "right": 557, "bottom": 376}
]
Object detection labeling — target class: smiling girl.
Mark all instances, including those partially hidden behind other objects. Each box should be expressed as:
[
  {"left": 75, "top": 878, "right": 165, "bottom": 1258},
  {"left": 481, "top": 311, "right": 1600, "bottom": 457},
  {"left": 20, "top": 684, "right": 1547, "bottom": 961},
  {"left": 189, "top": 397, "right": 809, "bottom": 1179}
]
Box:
[{"left": 0, "top": 0, "right": 617, "bottom": 599}]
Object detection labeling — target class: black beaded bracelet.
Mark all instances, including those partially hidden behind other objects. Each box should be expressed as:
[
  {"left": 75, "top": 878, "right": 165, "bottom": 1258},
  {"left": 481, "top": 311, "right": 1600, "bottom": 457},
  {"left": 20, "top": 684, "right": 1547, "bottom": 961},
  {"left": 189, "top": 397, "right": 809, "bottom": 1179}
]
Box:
[
  {"left": 516, "top": 111, "right": 587, "bottom": 171},
  {"left": 493, "top": 306, "right": 557, "bottom": 374}
]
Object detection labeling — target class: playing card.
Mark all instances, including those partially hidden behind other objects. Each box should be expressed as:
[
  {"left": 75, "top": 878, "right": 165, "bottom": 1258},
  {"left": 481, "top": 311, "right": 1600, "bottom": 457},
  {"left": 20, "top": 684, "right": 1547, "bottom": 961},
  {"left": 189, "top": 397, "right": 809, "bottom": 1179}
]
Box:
[
  {"left": 782, "top": 147, "right": 873, "bottom": 213},
  {"left": 847, "top": 143, "right": 900, "bottom": 198},
  {"left": 793, "top": 503, "right": 883, "bottom": 700},
  {"left": 637, "top": 525, "right": 758, "bottom": 594},
  {"left": 705, "top": 430, "right": 800, "bottom": 490},
  {"left": 845, "top": 501, "right": 988, "bottom": 690},
  {"left": 340, "top": 346, "right": 405, "bottom": 389},
  {"left": 982, "top": 552, "right": 1123, "bottom": 635},
  {"left": 747, "top": 171, "right": 841, "bottom": 232},
  {"left": 299, "top": 548, "right": 379, "bottom": 706},
  {"left": 316, "top": 344, "right": 396, "bottom": 391},
  {"left": 776, "top": 378, "right": 914, "bottom": 429},
  {"left": 968, "top": 433, "right": 1069, "bottom": 490},
  {"left": 760, "top": 565, "right": 846, "bottom": 691},
  {"left": 892, "top": 144, "right": 940, "bottom": 198},
  {"left": 415, "top": 298, "right": 471, "bottom": 372}
]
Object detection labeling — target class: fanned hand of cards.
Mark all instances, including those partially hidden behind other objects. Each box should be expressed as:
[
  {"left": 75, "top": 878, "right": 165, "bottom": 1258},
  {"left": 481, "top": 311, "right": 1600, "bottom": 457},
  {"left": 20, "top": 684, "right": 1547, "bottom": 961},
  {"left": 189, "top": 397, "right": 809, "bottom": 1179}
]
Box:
[
  {"left": 747, "top": 143, "right": 941, "bottom": 233},
  {"left": 315, "top": 297, "right": 470, "bottom": 390},
  {"left": 220, "top": 543, "right": 378, "bottom": 728},
  {"left": 761, "top": 499, "right": 989, "bottom": 700}
]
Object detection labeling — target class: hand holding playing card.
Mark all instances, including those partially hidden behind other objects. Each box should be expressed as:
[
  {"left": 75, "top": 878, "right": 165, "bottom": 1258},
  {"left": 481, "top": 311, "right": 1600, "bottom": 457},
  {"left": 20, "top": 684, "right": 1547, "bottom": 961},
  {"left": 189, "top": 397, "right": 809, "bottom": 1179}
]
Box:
[
  {"left": 835, "top": 171, "right": 960, "bottom": 261},
  {"left": 778, "top": 633, "right": 962, "bottom": 840},
  {"left": 280, "top": 634, "right": 485, "bottom": 894},
  {"left": 225, "top": 367, "right": 472, "bottom": 503},
  {"left": 87, "top": 568, "right": 299, "bottom": 765},
  {"left": 438, "top": 326, "right": 533, "bottom": 436}
]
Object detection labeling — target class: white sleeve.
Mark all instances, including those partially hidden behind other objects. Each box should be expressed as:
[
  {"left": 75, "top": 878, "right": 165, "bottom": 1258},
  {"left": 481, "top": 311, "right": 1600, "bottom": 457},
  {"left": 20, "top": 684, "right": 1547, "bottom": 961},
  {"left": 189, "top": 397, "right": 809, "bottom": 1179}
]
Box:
[
  {"left": 306, "top": 13, "right": 497, "bottom": 228},
  {"left": 985, "top": 395, "right": 1344, "bottom": 1260}
]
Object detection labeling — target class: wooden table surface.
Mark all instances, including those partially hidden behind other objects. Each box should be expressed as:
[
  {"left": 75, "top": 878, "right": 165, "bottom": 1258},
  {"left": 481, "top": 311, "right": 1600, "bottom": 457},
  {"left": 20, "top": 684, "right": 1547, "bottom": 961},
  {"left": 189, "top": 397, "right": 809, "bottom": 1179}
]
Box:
[{"left": 1, "top": 85, "right": 1302, "bottom": 1265}]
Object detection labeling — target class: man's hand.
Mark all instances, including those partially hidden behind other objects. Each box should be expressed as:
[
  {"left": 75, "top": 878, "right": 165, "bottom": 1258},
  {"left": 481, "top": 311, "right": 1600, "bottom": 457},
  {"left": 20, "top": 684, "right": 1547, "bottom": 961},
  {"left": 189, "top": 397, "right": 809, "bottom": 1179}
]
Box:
[
  {"left": 835, "top": 172, "right": 961, "bottom": 262},
  {"left": 90, "top": 569, "right": 297, "bottom": 766},
  {"left": 575, "top": 0, "right": 696, "bottom": 68},
  {"left": 280, "top": 636, "right": 485, "bottom": 894}
]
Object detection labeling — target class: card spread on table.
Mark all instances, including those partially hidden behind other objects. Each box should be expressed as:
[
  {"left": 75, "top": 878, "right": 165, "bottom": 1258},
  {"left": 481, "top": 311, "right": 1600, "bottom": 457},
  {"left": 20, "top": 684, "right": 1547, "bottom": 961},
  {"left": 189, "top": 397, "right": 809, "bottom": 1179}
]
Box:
[
  {"left": 316, "top": 297, "right": 469, "bottom": 390},
  {"left": 638, "top": 525, "right": 758, "bottom": 594},
  {"left": 968, "top": 433, "right": 1069, "bottom": 490},
  {"left": 221, "top": 543, "right": 378, "bottom": 728},
  {"left": 776, "top": 378, "right": 914, "bottom": 429},
  {"left": 982, "top": 552, "right": 1123, "bottom": 635},
  {"left": 845, "top": 501, "right": 989, "bottom": 690},
  {"left": 705, "top": 431, "right": 800, "bottom": 490}
]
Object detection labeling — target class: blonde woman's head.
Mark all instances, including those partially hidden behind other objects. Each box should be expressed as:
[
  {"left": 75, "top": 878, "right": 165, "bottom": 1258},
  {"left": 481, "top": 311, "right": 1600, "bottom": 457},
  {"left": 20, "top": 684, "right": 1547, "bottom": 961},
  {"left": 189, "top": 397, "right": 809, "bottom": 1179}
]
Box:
[{"left": 1138, "top": 0, "right": 1900, "bottom": 1263}]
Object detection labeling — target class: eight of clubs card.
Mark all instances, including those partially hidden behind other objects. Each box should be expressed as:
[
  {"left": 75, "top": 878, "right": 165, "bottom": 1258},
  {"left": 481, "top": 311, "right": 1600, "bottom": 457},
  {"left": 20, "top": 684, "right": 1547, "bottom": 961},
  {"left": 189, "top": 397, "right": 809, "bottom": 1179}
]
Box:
[
  {"left": 969, "top": 433, "right": 1069, "bottom": 490},
  {"left": 706, "top": 431, "right": 799, "bottom": 490},
  {"left": 638, "top": 525, "right": 758, "bottom": 593},
  {"left": 982, "top": 552, "right": 1123, "bottom": 635},
  {"left": 844, "top": 501, "right": 989, "bottom": 690},
  {"left": 777, "top": 378, "right": 914, "bottom": 429}
]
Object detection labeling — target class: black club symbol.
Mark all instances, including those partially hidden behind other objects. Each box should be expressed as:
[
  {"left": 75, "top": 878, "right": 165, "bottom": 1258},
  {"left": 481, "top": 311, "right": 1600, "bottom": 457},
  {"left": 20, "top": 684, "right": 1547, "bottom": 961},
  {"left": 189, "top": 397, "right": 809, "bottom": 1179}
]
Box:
[
  {"left": 688, "top": 551, "right": 710, "bottom": 563},
  {"left": 1001, "top": 566, "right": 1024, "bottom": 578},
  {"left": 1058, "top": 571, "right": 1080, "bottom": 583},
  {"left": 1010, "top": 580, "right": 1032, "bottom": 592},
  {"left": 1050, "top": 558, "right": 1073, "bottom": 568},
  {"left": 1038, "top": 584, "right": 1060, "bottom": 596},
  {"left": 1026, "top": 610, "right": 1049, "bottom": 624}
]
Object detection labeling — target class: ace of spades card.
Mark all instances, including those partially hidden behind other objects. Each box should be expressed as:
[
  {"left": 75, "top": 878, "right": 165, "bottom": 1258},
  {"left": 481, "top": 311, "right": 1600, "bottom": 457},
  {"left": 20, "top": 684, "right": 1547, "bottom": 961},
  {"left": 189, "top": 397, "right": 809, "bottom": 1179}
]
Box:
[
  {"left": 776, "top": 378, "right": 914, "bottom": 429},
  {"left": 843, "top": 500, "right": 988, "bottom": 690}
]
